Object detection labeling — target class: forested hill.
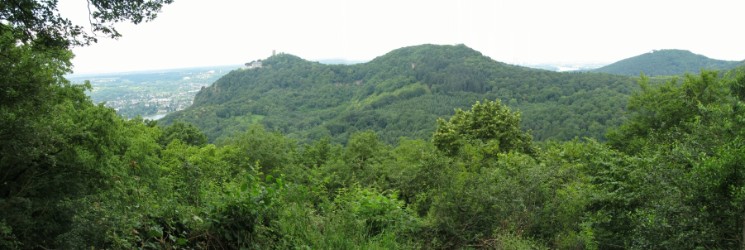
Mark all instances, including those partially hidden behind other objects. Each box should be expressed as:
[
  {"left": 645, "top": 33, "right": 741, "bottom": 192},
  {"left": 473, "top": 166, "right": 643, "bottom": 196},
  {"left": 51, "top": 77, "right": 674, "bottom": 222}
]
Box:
[
  {"left": 593, "top": 49, "right": 742, "bottom": 76},
  {"left": 162, "top": 44, "right": 634, "bottom": 143},
  {"left": 12, "top": 3, "right": 745, "bottom": 249}
]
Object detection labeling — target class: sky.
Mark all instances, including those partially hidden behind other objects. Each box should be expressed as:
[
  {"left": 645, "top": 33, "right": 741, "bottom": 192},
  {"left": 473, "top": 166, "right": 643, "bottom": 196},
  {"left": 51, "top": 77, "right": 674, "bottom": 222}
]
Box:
[{"left": 59, "top": 0, "right": 745, "bottom": 74}]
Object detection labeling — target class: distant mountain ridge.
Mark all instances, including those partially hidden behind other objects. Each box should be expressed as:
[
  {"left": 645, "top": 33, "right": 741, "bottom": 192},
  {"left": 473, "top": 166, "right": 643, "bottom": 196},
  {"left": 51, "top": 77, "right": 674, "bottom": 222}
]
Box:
[
  {"left": 593, "top": 49, "right": 742, "bottom": 76},
  {"left": 163, "top": 44, "right": 635, "bottom": 143}
]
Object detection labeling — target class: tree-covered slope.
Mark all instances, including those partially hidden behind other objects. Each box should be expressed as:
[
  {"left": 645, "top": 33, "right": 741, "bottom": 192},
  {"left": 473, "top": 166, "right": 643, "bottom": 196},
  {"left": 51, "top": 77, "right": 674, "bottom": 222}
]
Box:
[
  {"left": 11, "top": 2, "right": 745, "bottom": 249},
  {"left": 162, "top": 44, "right": 635, "bottom": 143},
  {"left": 593, "top": 49, "right": 742, "bottom": 76}
]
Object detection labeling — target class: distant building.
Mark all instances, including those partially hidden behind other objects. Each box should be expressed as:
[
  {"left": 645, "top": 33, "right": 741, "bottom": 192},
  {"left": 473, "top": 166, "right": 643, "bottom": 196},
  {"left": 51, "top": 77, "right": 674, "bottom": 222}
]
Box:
[{"left": 244, "top": 59, "right": 263, "bottom": 69}]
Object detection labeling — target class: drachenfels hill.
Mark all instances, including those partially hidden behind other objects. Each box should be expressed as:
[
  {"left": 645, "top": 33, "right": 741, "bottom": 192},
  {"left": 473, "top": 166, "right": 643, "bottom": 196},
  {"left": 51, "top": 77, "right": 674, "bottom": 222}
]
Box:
[{"left": 163, "top": 44, "right": 634, "bottom": 143}]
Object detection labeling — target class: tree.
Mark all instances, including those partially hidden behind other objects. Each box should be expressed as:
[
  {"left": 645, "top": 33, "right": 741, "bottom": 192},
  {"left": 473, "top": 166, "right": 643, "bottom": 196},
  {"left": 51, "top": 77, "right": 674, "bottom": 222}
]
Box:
[
  {"left": 433, "top": 99, "right": 533, "bottom": 156},
  {"left": 227, "top": 124, "right": 297, "bottom": 174},
  {"left": 608, "top": 71, "right": 733, "bottom": 153},
  {"left": 603, "top": 69, "right": 745, "bottom": 248},
  {"left": 0, "top": 1, "right": 174, "bottom": 248},
  {"left": 161, "top": 121, "right": 208, "bottom": 147},
  {"left": 344, "top": 130, "right": 386, "bottom": 170},
  {"left": 1, "top": 0, "right": 174, "bottom": 48}
]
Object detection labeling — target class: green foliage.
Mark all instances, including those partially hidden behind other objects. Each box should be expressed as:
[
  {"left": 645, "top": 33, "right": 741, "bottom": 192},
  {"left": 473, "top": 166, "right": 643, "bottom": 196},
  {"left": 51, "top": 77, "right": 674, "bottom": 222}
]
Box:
[
  {"left": 6, "top": 65, "right": 745, "bottom": 248},
  {"left": 160, "top": 121, "right": 208, "bottom": 146},
  {"left": 269, "top": 186, "right": 420, "bottom": 249},
  {"left": 433, "top": 99, "right": 533, "bottom": 156},
  {"left": 601, "top": 68, "right": 745, "bottom": 249},
  {"left": 6, "top": 2, "right": 745, "bottom": 248},
  {"left": 163, "top": 44, "right": 635, "bottom": 143},
  {"left": 204, "top": 173, "right": 285, "bottom": 249},
  {"left": 485, "top": 232, "right": 549, "bottom": 250},
  {"left": 331, "top": 187, "right": 420, "bottom": 241},
  {"left": 608, "top": 70, "right": 735, "bottom": 153},
  {"left": 594, "top": 49, "right": 742, "bottom": 76},
  {"left": 0, "top": 2, "right": 177, "bottom": 248},
  {"left": 297, "top": 136, "right": 333, "bottom": 168},
  {"left": 223, "top": 124, "right": 297, "bottom": 174},
  {"left": 0, "top": 26, "right": 126, "bottom": 247},
  {"left": 1, "top": 0, "right": 173, "bottom": 47},
  {"left": 0, "top": 220, "right": 21, "bottom": 249},
  {"left": 344, "top": 131, "right": 388, "bottom": 171},
  {"left": 382, "top": 138, "right": 447, "bottom": 215}
]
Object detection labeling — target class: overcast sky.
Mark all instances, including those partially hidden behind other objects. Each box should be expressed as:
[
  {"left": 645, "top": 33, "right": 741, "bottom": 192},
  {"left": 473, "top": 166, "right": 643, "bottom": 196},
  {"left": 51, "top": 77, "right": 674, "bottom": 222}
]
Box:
[{"left": 59, "top": 0, "right": 745, "bottom": 74}]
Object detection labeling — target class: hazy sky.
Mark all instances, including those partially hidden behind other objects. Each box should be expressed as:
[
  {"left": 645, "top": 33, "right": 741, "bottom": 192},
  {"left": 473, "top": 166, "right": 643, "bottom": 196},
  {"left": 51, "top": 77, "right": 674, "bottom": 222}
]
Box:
[{"left": 59, "top": 0, "right": 745, "bottom": 74}]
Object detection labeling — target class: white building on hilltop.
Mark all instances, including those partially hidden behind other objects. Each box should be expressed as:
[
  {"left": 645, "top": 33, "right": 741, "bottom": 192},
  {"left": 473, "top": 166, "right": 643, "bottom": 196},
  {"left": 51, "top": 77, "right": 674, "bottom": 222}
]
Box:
[{"left": 244, "top": 59, "right": 263, "bottom": 69}]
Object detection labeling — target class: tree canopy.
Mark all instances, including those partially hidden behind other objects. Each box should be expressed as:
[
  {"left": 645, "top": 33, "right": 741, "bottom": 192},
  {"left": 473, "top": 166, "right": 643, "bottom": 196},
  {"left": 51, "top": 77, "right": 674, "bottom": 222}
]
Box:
[
  {"left": 433, "top": 99, "right": 533, "bottom": 156},
  {"left": 593, "top": 49, "right": 742, "bottom": 76},
  {"left": 163, "top": 44, "right": 635, "bottom": 144},
  {"left": 4, "top": 1, "right": 745, "bottom": 249},
  {"left": 1, "top": 0, "right": 173, "bottom": 247},
  {"left": 1, "top": 0, "right": 172, "bottom": 48}
]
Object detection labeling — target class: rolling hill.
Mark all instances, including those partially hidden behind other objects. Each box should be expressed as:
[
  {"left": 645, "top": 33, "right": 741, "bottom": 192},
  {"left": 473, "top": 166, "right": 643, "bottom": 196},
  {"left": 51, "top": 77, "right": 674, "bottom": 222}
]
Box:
[
  {"left": 162, "top": 44, "right": 635, "bottom": 143},
  {"left": 593, "top": 49, "right": 742, "bottom": 76}
]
